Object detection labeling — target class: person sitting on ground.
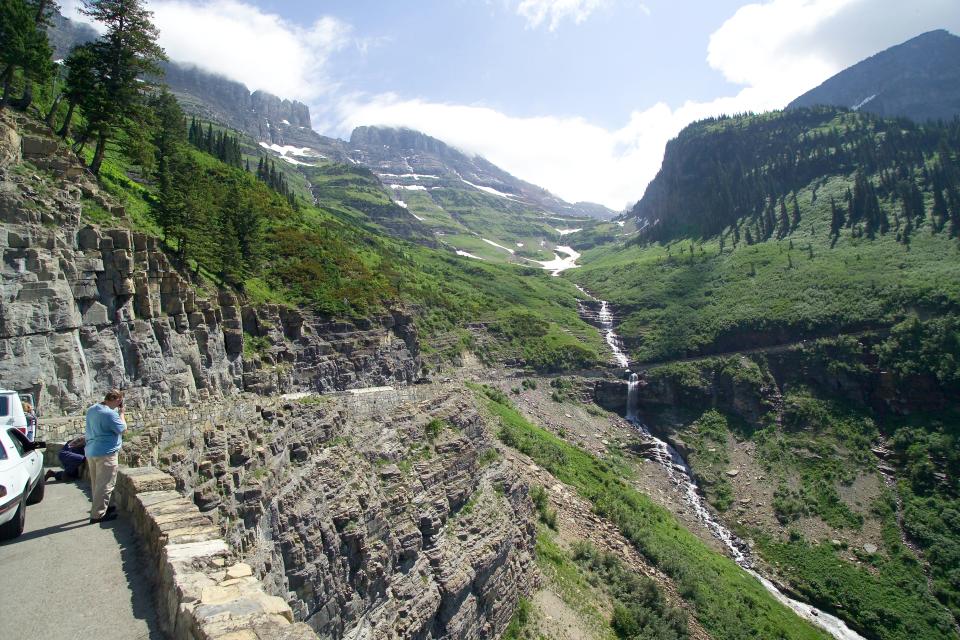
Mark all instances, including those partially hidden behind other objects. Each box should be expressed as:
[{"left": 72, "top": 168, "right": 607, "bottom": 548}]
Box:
[
  {"left": 85, "top": 389, "right": 127, "bottom": 524},
  {"left": 44, "top": 436, "right": 86, "bottom": 482}
]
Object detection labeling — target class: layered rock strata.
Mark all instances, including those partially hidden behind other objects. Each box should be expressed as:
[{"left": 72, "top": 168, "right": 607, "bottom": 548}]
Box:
[
  {"left": 0, "top": 112, "right": 420, "bottom": 414},
  {"left": 115, "top": 466, "right": 320, "bottom": 640},
  {"left": 122, "top": 388, "right": 537, "bottom": 639}
]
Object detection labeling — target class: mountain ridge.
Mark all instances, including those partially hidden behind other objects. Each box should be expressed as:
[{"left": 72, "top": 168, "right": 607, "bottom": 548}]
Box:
[
  {"left": 788, "top": 29, "right": 960, "bottom": 122},
  {"left": 46, "top": 12, "right": 612, "bottom": 221}
]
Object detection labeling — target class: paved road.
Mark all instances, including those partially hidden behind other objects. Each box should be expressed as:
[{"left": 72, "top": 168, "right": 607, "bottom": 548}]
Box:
[{"left": 0, "top": 475, "right": 164, "bottom": 640}]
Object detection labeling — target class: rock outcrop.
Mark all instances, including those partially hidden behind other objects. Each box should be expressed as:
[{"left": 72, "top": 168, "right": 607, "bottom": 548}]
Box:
[
  {"left": 0, "top": 112, "right": 419, "bottom": 414},
  {"left": 161, "top": 63, "right": 348, "bottom": 160},
  {"left": 122, "top": 388, "right": 537, "bottom": 640},
  {"left": 115, "top": 466, "right": 320, "bottom": 640}
]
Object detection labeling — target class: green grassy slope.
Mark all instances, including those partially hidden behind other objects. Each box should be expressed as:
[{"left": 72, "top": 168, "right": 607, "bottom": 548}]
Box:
[
  {"left": 568, "top": 107, "right": 960, "bottom": 638},
  {"left": 472, "top": 384, "right": 829, "bottom": 640},
  {"left": 573, "top": 110, "right": 960, "bottom": 363},
  {"left": 75, "top": 120, "right": 605, "bottom": 371},
  {"left": 637, "top": 342, "right": 960, "bottom": 639}
]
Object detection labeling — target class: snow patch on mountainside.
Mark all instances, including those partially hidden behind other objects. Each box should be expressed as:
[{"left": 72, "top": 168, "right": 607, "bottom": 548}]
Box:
[
  {"left": 482, "top": 238, "right": 515, "bottom": 255},
  {"left": 459, "top": 177, "right": 523, "bottom": 202},
  {"left": 259, "top": 142, "right": 325, "bottom": 166},
  {"left": 851, "top": 94, "right": 878, "bottom": 111}
]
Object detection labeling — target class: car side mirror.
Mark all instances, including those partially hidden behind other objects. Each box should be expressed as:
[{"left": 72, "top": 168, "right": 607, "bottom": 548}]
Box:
[{"left": 26, "top": 441, "right": 46, "bottom": 451}]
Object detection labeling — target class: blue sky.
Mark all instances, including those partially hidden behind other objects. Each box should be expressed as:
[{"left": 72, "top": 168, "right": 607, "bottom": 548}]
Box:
[
  {"left": 255, "top": 0, "right": 748, "bottom": 128},
  {"left": 62, "top": 0, "right": 960, "bottom": 209}
]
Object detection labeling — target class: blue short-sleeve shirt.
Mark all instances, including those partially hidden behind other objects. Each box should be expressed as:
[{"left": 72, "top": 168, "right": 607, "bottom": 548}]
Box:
[{"left": 84, "top": 404, "right": 126, "bottom": 457}]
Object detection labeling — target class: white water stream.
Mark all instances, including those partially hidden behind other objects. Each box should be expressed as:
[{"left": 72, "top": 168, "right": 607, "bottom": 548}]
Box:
[{"left": 604, "top": 303, "right": 866, "bottom": 640}]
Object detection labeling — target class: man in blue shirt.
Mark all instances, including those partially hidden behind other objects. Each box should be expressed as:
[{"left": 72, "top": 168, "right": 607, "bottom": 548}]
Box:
[{"left": 85, "top": 389, "right": 126, "bottom": 524}]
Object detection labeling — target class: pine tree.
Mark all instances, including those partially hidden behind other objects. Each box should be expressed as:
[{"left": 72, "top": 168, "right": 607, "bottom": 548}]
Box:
[
  {"left": 78, "top": 0, "right": 167, "bottom": 175},
  {"left": 948, "top": 186, "right": 960, "bottom": 239},
  {"left": 777, "top": 197, "right": 789, "bottom": 239},
  {"left": 791, "top": 192, "right": 801, "bottom": 229},
  {"left": 763, "top": 196, "right": 776, "bottom": 240},
  {"left": 149, "top": 89, "right": 186, "bottom": 242},
  {"left": 0, "top": 0, "right": 56, "bottom": 110},
  {"left": 216, "top": 202, "right": 243, "bottom": 284},
  {"left": 56, "top": 43, "right": 98, "bottom": 139},
  {"left": 933, "top": 187, "right": 948, "bottom": 233},
  {"left": 829, "top": 196, "right": 845, "bottom": 243}
]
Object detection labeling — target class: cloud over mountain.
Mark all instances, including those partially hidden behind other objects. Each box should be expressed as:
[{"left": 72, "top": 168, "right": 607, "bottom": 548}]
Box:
[{"left": 59, "top": 0, "right": 960, "bottom": 209}]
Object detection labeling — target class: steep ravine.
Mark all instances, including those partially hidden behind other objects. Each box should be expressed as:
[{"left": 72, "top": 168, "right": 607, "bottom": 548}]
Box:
[
  {"left": 1, "top": 112, "right": 538, "bottom": 639},
  {"left": 579, "top": 289, "right": 866, "bottom": 640}
]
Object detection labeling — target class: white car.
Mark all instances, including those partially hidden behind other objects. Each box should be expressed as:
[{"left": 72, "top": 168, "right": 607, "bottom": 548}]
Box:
[
  {"left": 0, "top": 389, "right": 38, "bottom": 442},
  {"left": 0, "top": 427, "right": 45, "bottom": 539}
]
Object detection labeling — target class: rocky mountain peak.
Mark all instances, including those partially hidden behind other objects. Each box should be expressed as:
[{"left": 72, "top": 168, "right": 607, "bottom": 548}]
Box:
[
  {"left": 349, "top": 126, "right": 459, "bottom": 157},
  {"left": 788, "top": 29, "right": 960, "bottom": 122},
  {"left": 250, "top": 90, "right": 311, "bottom": 129}
]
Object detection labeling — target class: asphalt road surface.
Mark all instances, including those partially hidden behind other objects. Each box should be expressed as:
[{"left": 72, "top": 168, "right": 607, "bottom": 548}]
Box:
[{"left": 0, "top": 475, "right": 164, "bottom": 640}]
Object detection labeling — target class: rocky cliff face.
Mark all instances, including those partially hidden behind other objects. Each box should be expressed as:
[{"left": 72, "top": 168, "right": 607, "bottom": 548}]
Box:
[
  {"left": 162, "top": 63, "right": 349, "bottom": 160},
  {"left": 165, "top": 63, "right": 312, "bottom": 132},
  {"left": 121, "top": 387, "right": 536, "bottom": 640},
  {"left": 0, "top": 112, "right": 419, "bottom": 414}
]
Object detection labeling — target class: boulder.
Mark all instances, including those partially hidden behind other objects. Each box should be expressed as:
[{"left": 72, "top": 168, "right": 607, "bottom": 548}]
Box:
[{"left": 21, "top": 135, "right": 58, "bottom": 157}]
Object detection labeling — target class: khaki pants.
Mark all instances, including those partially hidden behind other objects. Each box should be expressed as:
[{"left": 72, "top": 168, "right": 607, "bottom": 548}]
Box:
[{"left": 88, "top": 452, "right": 119, "bottom": 520}]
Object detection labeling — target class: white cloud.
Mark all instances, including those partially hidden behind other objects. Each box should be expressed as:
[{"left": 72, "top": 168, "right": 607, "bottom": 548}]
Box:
[
  {"left": 61, "top": 0, "right": 350, "bottom": 102},
  {"left": 334, "top": 88, "right": 780, "bottom": 210},
  {"left": 63, "top": 0, "right": 960, "bottom": 208},
  {"left": 153, "top": 1, "right": 348, "bottom": 101},
  {"left": 515, "top": 0, "right": 610, "bottom": 31},
  {"left": 708, "top": 0, "right": 960, "bottom": 100},
  {"left": 338, "top": 0, "right": 960, "bottom": 208}
]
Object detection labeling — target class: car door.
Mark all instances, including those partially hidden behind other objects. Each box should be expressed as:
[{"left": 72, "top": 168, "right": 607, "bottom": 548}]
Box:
[
  {"left": 6, "top": 429, "right": 39, "bottom": 491},
  {"left": 0, "top": 430, "right": 28, "bottom": 517}
]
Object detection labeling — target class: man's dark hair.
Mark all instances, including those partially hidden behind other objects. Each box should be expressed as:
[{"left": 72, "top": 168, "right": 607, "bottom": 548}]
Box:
[{"left": 104, "top": 389, "right": 124, "bottom": 403}]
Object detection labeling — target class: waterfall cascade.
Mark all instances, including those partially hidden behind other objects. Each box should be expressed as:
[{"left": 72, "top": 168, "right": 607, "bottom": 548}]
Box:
[
  {"left": 624, "top": 412, "right": 865, "bottom": 639},
  {"left": 599, "top": 301, "right": 630, "bottom": 368},
  {"left": 626, "top": 373, "right": 639, "bottom": 421},
  {"left": 577, "top": 287, "right": 866, "bottom": 640}
]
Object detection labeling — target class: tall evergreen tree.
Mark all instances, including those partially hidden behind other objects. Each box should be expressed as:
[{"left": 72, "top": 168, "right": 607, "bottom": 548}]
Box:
[
  {"left": 829, "top": 196, "right": 845, "bottom": 245},
  {"left": 57, "top": 43, "right": 98, "bottom": 139},
  {"left": 763, "top": 196, "right": 776, "bottom": 240},
  {"left": 790, "top": 192, "right": 801, "bottom": 229},
  {"left": 78, "top": 0, "right": 166, "bottom": 175},
  {"left": 0, "top": 0, "right": 56, "bottom": 109},
  {"left": 777, "top": 197, "right": 789, "bottom": 239},
  {"left": 933, "top": 187, "right": 949, "bottom": 233},
  {"left": 148, "top": 89, "right": 186, "bottom": 241}
]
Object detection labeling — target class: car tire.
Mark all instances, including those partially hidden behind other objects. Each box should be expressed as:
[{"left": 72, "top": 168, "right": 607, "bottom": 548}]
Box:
[
  {"left": 0, "top": 492, "right": 27, "bottom": 540},
  {"left": 26, "top": 477, "right": 45, "bottom": 505}
]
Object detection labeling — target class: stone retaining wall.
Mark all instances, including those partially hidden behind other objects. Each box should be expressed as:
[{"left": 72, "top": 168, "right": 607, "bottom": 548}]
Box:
[{"left": 114, "top": 466, "right": 319, "bottom": 640}]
